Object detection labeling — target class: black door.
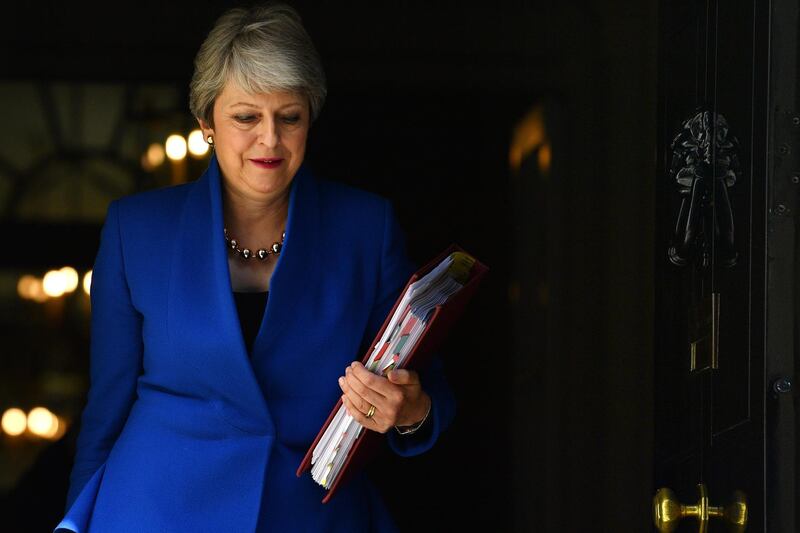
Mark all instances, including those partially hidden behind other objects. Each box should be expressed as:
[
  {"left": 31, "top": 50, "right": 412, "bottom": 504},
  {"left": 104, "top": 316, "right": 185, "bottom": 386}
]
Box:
[{"left": 654, "top": 0, "right": 798, "bottom": 531}]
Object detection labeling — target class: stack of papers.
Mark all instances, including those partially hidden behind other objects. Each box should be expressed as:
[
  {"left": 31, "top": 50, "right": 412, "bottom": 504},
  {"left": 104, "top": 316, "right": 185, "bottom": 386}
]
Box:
[{"left": 310, "top": 251, "right": 476, "bottom": 489}]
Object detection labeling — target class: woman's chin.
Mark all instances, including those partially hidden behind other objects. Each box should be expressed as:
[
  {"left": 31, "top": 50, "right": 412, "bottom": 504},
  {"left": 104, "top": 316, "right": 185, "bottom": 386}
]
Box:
[{"left": 241, "top": 174, "right": 292, "bottom": 198}]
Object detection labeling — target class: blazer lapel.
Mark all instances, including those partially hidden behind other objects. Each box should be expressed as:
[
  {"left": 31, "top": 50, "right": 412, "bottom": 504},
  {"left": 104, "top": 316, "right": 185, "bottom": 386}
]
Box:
[
  {"left": 251, "top": 161, "right": 318, "bottom": 360},
  {"left": 167, "top": 155, "right": 319, "bottom": 435}
]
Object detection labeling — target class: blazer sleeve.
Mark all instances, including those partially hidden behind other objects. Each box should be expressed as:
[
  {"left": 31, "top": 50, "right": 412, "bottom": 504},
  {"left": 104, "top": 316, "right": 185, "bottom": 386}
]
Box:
[
  {"left": 65, "top": 200, "right": 143, "bottom": 510},
  {"left": 365, "top": 200, "right": 457, "bottom": 458}
]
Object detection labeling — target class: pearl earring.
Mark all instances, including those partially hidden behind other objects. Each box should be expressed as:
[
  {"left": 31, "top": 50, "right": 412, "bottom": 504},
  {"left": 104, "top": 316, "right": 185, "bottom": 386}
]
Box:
[{"left": 207, "top": 135, "right": 214, "bottom": 146}]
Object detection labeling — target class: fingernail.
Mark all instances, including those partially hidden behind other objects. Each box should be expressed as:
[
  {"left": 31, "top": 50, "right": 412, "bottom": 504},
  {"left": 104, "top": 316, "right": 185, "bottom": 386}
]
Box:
[{"left": 338, "top": 377, "right": 344, "bottom": 386}]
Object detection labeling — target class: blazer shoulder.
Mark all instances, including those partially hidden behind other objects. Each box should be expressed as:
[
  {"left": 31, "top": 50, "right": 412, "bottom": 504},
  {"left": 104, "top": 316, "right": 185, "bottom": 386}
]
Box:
[
  {"left": 106, "top": 182, "right": 195, "bottom": 268},
  {"left": 113, "top": 181, "right": 194, "bottom": 228},
  {"left": 117, "top": 181, "right": 196, "bottom": 215}
]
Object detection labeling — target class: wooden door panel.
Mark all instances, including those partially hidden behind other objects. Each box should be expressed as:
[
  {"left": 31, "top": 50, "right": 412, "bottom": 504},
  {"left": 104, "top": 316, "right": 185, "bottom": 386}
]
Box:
[
  {"left": 655, "top": 0, "right": 708, "bottom": 472},
  {"left": 710, "top": 0, "right": 757, "bottom": 439},
  {"left": 656, "top": 0, "right": 777, "bottom": 531}
]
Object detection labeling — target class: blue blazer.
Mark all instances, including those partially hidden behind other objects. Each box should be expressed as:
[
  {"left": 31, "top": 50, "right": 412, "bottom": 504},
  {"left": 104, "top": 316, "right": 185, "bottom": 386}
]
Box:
[{"left": 56, "top": 156, "right": 456, "bottom": 532}]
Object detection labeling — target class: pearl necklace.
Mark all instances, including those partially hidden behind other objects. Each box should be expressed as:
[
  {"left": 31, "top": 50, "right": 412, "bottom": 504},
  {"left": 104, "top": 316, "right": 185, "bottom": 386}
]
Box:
[{"left": 224, "top": 228, "right": 285, "bottom": 260}]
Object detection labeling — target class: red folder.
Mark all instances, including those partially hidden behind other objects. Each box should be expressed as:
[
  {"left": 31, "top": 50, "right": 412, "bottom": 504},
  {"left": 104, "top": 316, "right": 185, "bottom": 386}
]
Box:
[{"left": 296, "top": 244, "right": 489, "bottom": 503}]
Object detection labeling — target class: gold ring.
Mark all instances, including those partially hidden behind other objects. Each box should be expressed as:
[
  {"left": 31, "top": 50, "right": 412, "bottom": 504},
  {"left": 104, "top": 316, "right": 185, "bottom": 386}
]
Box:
[{"left": 366, "top": 404, "right": 376, "bottom": 419}]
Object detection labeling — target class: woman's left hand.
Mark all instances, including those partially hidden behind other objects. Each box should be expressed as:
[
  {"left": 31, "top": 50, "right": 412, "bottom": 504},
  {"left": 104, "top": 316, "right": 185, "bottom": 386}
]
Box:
[{"left": 338, "top": 361, "right": 431, "bottom": 434}]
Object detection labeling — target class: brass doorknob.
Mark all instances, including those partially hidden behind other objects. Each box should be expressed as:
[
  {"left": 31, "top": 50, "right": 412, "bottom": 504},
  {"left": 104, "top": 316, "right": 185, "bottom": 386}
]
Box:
[{"left": 653, "top": 483, "right": 747, "bottom": 532}]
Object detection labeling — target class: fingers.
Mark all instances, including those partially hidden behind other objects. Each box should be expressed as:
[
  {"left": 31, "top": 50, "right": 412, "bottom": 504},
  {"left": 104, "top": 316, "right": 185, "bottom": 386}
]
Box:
[
  {"left": 349, "top": 362, "right": 398, "bottom": 396},
  {"left": 340, "top": 393, "right": 388, "bottom": 433},
  {"left": 387, "top": 368, "right": 420, "bottom": 386},
  {"left": 338, "top": 361, "right": 427, "bottom": 433},
  {"left": 338, "top": 370, "right": 386, "bottom": 415}
]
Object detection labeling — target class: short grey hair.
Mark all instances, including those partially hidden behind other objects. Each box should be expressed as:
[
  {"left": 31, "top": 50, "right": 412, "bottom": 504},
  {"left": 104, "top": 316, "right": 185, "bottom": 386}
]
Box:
[{"left": 189, "top": 2, "right": 327, "bottom": 126}]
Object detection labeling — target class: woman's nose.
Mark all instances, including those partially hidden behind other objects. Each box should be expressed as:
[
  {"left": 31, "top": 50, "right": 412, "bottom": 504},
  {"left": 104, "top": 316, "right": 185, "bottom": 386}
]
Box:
[{"left": 257, "top": 119, "right": 279, "bottom": 148}]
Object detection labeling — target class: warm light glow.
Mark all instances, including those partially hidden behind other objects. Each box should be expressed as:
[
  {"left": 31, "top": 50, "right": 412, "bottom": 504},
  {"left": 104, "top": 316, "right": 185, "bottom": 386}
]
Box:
[
  {"left": 187, "top": 129, "right": 209, "bottom": 157},
  {"left": 29, "top": 278, "right": 47, "bottom": 302},
  {"left": 509, "top": 104, "right": 548, "bottom": 174},
  {"left": 18, "top": 274, "right": 49, "bottom": 302},
  {"left": 49, "top": 415, "right": 66, "bottom": 440},
  {"left": 165, "top": 134, "right": 187, "bottom": 161},
  {"left": 17, "top": 275, "right": 37, "bottom": 299},
  {"left": 59, "top": 266, "right": 79, "bottom": 293},
  {"left": 147, "top": 143, "right": 166, "bottom": 167},
  {"left": 83, "top": 270, "right": 92, "bottom": 296},
  {"left": 538, "top": 142, "right": 552, "bottom": 175},
  {"left": 42, "top": 269, "right": 67, "bottom": 297},
  {"left": 27, "top": 407, "right": 58, "bottom": 438},
  {"left": 2, "top": 408, "right": 27, "bottom": 436},
  {"left": 44, "top": 415, "right": 61, "bottom": 439}
]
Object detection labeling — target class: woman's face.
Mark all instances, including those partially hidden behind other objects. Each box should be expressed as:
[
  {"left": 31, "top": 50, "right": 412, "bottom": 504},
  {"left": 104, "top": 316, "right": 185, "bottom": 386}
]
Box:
[{"left": 200, "top": 81, "right": 310, "bottom": 205}]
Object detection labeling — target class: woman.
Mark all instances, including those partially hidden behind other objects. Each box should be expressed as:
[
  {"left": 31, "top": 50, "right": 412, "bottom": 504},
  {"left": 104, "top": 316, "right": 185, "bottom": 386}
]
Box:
[{"left": 55, "top": 3, "right": 455, "bottom": 532}]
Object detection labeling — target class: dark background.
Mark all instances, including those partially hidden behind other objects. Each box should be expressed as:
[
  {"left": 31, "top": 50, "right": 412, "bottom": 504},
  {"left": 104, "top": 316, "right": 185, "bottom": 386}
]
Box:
[{"left": 0, "top": 1, "right": 656, "bottom": 531}]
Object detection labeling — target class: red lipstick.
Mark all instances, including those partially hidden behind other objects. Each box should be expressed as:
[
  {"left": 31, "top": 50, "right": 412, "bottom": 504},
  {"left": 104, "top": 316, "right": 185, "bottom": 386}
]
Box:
[{"left": 249, "top": 158, "right": 284, "bottom": 169}]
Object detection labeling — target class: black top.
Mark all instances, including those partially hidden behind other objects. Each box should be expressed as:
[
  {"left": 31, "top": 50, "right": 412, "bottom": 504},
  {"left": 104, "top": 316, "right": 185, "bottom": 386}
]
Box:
[{"left": 232, "top": 291, "right": 268, "bottom": 356}]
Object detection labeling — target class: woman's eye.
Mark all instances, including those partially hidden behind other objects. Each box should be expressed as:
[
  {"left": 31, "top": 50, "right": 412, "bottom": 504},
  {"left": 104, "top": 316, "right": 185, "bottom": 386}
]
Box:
[
  {"left": 234, "top": 115, "right": 257, "bottom": 123},
  {"left": 281, "top": 115, "right": 300, "bottom": 125}
]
